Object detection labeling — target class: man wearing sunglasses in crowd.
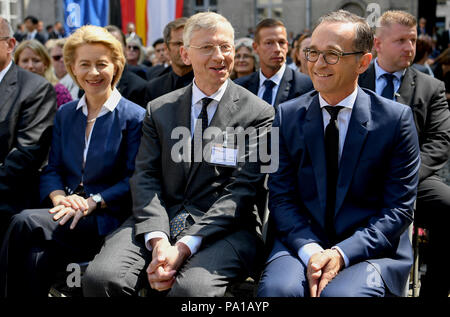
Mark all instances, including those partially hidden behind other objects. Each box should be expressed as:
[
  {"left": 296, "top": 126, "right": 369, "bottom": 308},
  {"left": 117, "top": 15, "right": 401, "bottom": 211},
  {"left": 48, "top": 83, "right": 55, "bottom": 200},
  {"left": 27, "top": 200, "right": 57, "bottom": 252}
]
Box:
[{"left": 257, "top": 10, "right": 420, "bottom": 297}]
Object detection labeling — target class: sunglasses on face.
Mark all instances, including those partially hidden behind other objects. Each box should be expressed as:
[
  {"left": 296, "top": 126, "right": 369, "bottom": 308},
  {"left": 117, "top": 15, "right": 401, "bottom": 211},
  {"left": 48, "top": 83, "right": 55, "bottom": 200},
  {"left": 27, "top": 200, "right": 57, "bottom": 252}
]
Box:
[
  {"left": 127, "top": 46, "right": 140, "bottom": 51},
  {"left": 52, "top": 55, "right": 63, "bottom": 61}
]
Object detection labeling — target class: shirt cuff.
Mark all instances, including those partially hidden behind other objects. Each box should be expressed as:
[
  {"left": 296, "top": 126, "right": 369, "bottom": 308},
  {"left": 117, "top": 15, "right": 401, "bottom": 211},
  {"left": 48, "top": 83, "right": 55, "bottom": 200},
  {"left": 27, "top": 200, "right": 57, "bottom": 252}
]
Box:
[
  {"left": 177, "top": 235, "right": 203, "bottom": 256},
  {"left": 331, "top": 246, "right": 349, "bottom": 268},
  {"left": 144, "top": 231, "right": 169, "bottom": 252},
  {"left": 298, "top": 243, "right": 324, "bottom": 266}
]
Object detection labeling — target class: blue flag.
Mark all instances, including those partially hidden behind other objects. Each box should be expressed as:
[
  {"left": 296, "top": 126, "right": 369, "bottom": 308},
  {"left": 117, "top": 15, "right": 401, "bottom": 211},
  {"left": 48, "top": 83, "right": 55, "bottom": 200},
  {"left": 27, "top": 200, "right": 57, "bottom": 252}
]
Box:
[{"left": 63, "top": 0, "right": 109, "bottom": 35}]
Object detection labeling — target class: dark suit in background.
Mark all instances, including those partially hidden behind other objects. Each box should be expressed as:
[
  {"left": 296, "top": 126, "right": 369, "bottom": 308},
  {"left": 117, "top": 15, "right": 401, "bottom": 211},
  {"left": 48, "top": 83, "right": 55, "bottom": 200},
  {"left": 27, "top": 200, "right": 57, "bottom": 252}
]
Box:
[
  {"left": 359, "top": 62, "right": 450, "bottom": 297},
  {"left": 234, "top": 66, "right": 313, "bottom": 109},
  {"left": 144, "top": 69, "right": 194, "bottom": 102},
  {"left": 0, "top": 63, "right": 57, "bottom": 240},
  {"left": 117, "top": 65, "right": 149, "bottom": 108}
]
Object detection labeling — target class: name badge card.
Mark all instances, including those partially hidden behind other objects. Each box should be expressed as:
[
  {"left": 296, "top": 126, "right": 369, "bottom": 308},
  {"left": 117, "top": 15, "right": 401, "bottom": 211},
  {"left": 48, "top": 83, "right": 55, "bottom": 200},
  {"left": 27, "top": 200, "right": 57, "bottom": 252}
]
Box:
[{"left": 210, "top": 144, "right": 237, "bottom": 167}]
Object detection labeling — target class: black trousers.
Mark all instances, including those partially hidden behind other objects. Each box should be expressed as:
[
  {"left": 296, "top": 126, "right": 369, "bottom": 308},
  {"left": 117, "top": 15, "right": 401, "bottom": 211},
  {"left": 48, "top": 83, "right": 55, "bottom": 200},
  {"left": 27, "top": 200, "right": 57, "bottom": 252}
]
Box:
[
  {"left": 415, "top": 175, "right": 450, "bottom": 297},
  {"left": 0, "top": 208, "right": 104, "bottom": 297}
]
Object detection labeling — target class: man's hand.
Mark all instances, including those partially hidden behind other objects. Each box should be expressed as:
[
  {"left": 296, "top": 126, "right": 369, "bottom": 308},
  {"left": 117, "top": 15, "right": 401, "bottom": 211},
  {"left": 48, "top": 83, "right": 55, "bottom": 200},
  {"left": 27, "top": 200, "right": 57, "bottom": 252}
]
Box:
[
  {"left": 146, "top": 239, "right": 191, "bottom": 291},
  {"left": 307, "top": 249, "right": 344, "bottom": 297}
]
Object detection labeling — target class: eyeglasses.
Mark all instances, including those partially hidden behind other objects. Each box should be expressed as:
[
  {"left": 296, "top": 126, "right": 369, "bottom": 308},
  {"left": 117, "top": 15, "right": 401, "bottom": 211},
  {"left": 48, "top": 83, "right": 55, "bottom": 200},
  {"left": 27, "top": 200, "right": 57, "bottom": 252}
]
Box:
[
  {"left": 303, "top": 48, "right": 364, "bottom": 65},
  {"left": 52, "top": 55, "right": 63, "bottom": 61},
  {"left": 127, "top": 45, "right": 140, "bottom": 51},
  {"left": 0, "top": 36, "right": 10, "bottom": 41},
  {"left": 188, "top": 43, "right": 233, "bottom": 56},
  {"left": 235, "top": 53, "right": 252, "bottom": 60}
]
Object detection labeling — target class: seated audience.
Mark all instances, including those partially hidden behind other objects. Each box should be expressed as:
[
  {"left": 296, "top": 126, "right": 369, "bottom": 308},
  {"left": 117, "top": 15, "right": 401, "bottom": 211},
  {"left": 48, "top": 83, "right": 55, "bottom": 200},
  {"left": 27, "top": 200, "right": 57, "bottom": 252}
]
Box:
[
  {"left": 0, "top": 25, "right": 146, "bottom": 297},
  {"left": 231, "top": 37, "right": 258, "bottom": 79}
]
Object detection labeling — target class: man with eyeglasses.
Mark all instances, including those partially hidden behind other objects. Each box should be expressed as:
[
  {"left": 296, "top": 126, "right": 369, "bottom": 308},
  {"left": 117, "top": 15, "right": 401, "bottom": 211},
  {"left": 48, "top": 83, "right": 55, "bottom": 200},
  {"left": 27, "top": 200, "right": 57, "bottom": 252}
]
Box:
[
  {"left": 359, "top": 10, "right": 450, "bottom": 298},
  {"left": 0, "top": 17, "right": 56, "bottom": 242},
  {"left": 258, "top": 10, "right": 420, "bottom": 297},
  {"left": 144, "top": 18, "right": 194, "bottom": 102},
  {"left": 83, "top": 12, "right": 273, "bottom": 297},
  {"left": 235, "top": 18, "right": 313, "bottom": 109}
]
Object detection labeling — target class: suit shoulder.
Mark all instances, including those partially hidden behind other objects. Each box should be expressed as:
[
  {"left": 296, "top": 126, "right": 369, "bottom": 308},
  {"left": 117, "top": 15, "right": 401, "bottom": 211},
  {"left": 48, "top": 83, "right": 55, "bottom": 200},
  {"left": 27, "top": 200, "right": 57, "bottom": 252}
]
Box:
[
  {"left": 15, "top": 65, "right": 53, "bottom": 90},
  {"left": 232, "top": 81, "right": 273, "bottom": 114},
  {"left": 411, "top": 66, "right": 445, "bottom": 88},
  {"left": 148, "top": 85, "right": 189, "bottom": 111},
  {"left": 234, "top": 72, "right": 257, "bottom": 87},
  {"left": 278, "top": 89, "right": 317, "bottom": 112},
  {"left": 362, "top": 88, "right": 411, "bottom": 116}
]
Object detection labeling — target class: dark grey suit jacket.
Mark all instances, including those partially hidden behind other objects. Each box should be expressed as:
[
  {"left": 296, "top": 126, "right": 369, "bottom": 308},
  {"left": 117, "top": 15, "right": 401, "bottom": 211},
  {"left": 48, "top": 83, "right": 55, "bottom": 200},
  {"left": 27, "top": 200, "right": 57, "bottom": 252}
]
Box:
[
  {"left": 234, "top": 66, "right": 313, "bottom": 109},
  {"left": 130, "top": 80, "right": 274, "bottom": 258},
  {"left": 359, "top": 63, "right": 450, "bottom": 182},
  {"left": 0, "top": 63, "right": 57, "bottom": 214}
]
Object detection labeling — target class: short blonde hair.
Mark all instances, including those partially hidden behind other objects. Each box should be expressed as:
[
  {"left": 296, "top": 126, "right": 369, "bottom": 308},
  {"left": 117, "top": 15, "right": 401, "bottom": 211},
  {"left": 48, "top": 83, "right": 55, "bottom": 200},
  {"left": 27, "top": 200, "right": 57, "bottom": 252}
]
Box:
[
  {"left": 376, "top": 10, "right": 417, "bottom": 35},
  {"left": 63, "top": 25, "right": 125, "bottom": 88},
  {"left": 14, "top": 39, "right": 59, "bottom": 85}
]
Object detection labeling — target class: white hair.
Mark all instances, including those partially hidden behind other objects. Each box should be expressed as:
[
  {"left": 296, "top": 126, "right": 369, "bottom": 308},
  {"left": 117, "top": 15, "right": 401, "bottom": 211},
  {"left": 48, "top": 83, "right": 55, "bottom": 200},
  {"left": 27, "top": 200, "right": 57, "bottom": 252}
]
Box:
[{"left": 183, "top": 12, "right": 234, "bottom": 47}]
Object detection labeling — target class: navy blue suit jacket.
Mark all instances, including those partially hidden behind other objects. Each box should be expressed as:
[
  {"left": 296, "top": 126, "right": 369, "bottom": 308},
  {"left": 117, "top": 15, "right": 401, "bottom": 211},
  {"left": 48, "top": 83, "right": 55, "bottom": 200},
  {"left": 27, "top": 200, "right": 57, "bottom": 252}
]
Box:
[
  {"left": 268, "top": 87, "right": 420, "bottom": 296},
  {"left": 39, "top": 97, "right": 145, "bottom": 235},
  {"left": 234, "top": 66, "right": 313, "bottom": 109}
]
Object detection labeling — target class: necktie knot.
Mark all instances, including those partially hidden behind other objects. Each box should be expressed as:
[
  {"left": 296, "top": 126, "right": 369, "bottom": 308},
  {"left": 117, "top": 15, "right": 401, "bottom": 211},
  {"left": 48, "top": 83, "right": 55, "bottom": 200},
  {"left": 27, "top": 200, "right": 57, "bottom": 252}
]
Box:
[
  {"left": 324, "top": 105, "right": 343, "bottom": 121},
  {"left": 202, "top": 97, "right": 213, "bottom": 110},
  {"left": 264, "top": 79, "right": 275, "bottom": 90}
]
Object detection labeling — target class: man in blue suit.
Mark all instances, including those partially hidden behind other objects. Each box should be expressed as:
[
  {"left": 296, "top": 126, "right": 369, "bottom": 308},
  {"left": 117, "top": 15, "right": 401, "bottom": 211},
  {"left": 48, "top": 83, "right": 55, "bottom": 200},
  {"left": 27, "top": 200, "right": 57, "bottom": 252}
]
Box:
[
  {"left": 257, "top": 10, "right": 420, "bottom": 297},
  {"left": 234, "top": 18, "right": 313, "bottom": 109}
]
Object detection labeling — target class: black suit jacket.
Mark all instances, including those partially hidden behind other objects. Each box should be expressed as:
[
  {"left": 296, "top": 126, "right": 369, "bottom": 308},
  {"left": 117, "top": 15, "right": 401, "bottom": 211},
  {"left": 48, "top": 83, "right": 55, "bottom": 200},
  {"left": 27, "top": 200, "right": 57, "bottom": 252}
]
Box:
[
  {"left": 0, "top": 63, "right": 57, "bottom": 214},
  {"left": 117, "top": 65, "right": 148, "bottom": 108},
  {"left": 234, "top": 66, "right": 313, "bottom": 109},
  {"left": 359, "top": 63, "right": 450, "bottom": 182},
  {"left": 131, "top": 80, "right": 274, "bottom": 254},
  {"left": 144, "top": 70, "right": 194, "bottom": 103}
]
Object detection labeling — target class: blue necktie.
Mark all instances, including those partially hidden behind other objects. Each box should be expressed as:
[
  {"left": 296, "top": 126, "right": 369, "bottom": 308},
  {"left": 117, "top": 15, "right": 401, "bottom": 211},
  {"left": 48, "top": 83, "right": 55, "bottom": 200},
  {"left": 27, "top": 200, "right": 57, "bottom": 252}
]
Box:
[
  {"left": 381, "top": 73, "right": 395, "bottom": 100},
  {"left": 262, "top": 80, "right": 276, "bottom": 105}
]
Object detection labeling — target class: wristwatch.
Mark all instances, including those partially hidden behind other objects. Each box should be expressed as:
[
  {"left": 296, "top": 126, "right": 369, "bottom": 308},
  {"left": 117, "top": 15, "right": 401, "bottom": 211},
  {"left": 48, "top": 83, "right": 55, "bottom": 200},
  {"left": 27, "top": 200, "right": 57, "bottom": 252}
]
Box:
[{"left": 91, "top": 193, "right": 102, "bottom": 210}]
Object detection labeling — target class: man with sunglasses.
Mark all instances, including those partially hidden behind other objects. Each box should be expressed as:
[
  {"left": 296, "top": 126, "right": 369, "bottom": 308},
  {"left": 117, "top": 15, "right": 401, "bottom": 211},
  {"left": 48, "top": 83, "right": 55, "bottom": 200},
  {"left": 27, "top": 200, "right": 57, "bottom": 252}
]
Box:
[
  {"left": 144, "top": 18, "right": 194, "bottom": 102},
  {"left": 359, "top": 10, "right": 450, "bottom": 298},
  {"left": 258, "top": 10, "right": 420, "bottom": 297},
  {"left": 235, "top": 18, "right": 313, "bottom": 109},
  {"left": 0, "top": 17, "right": 56, "bottom": 242}
]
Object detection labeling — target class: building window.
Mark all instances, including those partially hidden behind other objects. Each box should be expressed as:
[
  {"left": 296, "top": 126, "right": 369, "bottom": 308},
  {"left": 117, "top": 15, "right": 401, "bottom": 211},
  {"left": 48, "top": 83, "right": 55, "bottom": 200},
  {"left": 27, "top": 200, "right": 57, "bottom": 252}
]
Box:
[
  {"left": 0, "top": 0, "right": 20, "bottom": 30},
  {"left": 257, "top": 0, "right": 283, "bottom": 21},
  {"left": 193, "top": 0, "right": 218, "bottom": 13}
]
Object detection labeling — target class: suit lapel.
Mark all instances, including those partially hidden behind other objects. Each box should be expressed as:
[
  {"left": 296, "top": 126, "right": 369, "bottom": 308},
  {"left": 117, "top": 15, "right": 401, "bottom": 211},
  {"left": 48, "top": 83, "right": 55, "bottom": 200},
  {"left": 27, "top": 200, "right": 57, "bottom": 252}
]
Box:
[
  {"left": 0, "top": 64, "right": 18, "bottom": 120},
  {"left": 274, "top": 67, "right": 291, "bottom": 108},
  {"left": 248, "top": 72, "right": 260, "bottom": 95},
  {"left": 396, "top": 67, "right": 415, "bottom": 106},
  {"left": 304, "top": 96, "right": 327, "bottom": 215},
  {"left": 335, "top": 87, "right": 370, "bottom": 214},
  {"left": 176, "top": 85, "right": 193, "bottom": 178},
  {"left": 185, "top": 80, "right": 236, "bottom": 188}
]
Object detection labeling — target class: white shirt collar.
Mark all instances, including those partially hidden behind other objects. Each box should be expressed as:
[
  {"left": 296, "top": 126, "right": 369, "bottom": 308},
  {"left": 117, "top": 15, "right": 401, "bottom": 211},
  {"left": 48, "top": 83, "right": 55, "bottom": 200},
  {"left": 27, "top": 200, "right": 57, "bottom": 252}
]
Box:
[
  {"left": 76, "top": 88, "right": 122, "bottom": 116},
  {"left": 318, "top": 86, "right": 358, "bottom": 110},
  {"left": 259, "top": 63, "right": 286, "bottom": 88},
  {"left": 374, "top": 58, "right": 405, "bottom": 81},
  {"left": 0, "top": 61, "right": 13, "bottom": 85},
  {"left": 192, "top": 79, "right": 228, "bottom": 105}
]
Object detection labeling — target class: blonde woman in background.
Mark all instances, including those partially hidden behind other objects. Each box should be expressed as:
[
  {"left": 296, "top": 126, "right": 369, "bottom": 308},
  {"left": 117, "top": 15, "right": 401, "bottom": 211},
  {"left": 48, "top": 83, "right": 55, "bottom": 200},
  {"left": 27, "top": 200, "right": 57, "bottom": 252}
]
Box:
[{"left": 14, "top": 39, "right": 72, "bottom": 107}]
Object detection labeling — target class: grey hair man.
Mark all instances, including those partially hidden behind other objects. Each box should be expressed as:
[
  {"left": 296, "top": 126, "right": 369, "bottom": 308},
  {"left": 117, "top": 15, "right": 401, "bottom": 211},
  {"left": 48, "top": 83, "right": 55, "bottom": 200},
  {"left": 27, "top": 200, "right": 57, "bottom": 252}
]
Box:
[{"left": 82, "top": 12, "right": 274, "bottom": 297}]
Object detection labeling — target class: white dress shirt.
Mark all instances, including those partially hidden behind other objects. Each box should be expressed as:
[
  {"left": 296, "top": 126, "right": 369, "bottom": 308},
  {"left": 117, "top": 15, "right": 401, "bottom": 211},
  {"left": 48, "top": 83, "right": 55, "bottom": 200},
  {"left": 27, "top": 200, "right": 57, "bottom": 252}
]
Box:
[
  {"left": 76, "top": 88, "right": 122, "bottom": 165},
  {"left": 297, "top": 87, "right": 360, "bottom": 268},
  {"left": 0, "top": 61, "right": 12, "bottom": 85},
  {"left": 257, "top": 63, "right": 286, "bottom": 106},
  {"left": 144, "top": 79, "right": 228, "bottom": 255}
]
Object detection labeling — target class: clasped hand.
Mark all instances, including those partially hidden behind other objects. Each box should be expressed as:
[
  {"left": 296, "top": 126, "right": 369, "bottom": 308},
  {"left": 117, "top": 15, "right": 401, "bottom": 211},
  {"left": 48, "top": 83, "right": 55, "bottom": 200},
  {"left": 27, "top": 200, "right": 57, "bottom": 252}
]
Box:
[
  {"left": 146, "top": 239, "right": 191, "bottom": 292},
  {"left": 307, "top": 248, "right": 345, "bottom": 297},
  {"left": 49, "top": 194, "right": 96, "bottom": 229}
]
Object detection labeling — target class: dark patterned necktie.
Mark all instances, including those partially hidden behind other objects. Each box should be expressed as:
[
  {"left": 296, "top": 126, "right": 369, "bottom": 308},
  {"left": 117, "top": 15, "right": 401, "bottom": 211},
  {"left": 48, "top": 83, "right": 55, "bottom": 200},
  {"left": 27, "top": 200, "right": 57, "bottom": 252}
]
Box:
[
  {"left": 170, "top": 210, "right": 189, "bottom": 240},
  {"left": 192, "top": 97, "right": 213, "bottom": 162},
  {"left": 262, "top": 80, "right": 276, "bottom": 105},
  {"left": 381, "top": 73, "right": 395, "bottom": 100}
]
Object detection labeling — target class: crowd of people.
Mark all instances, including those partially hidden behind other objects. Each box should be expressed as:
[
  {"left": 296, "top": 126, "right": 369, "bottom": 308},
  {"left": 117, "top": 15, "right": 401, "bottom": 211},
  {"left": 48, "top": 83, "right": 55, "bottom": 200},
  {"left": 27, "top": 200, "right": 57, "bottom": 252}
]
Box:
[{"left": 0, "top": 8, "right": 449, "bottom": 299}]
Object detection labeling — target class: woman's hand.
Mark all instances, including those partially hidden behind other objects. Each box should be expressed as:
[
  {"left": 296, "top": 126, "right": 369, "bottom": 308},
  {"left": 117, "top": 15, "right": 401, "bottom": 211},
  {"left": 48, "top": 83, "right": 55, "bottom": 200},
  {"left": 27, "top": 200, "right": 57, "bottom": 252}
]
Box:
[{"left": 48, "top": 195, "right": 97, "bottom": 229}]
